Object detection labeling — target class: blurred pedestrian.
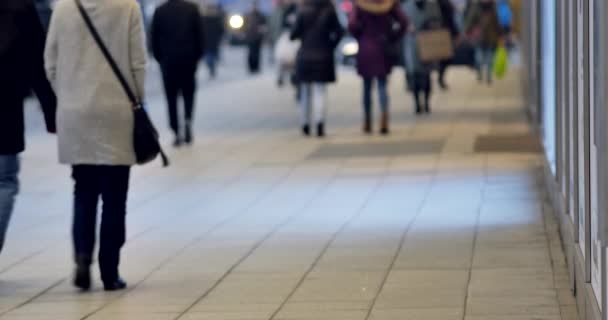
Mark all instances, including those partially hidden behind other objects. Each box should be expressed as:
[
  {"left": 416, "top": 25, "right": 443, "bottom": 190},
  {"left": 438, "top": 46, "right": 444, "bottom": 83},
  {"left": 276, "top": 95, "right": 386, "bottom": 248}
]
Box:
[
  {"left": 151, "top": 0, "right": 205, "bottom": 146},
  {"left": 496, "top": 0, "right": 513, "bottom": 46},
  {"left": 244, "top": 1, "right": 268, "bottom": 74},
  {"left": 349, "top": 0, "right": 408, "bottom": 134},
  {"left": 0, "top": 0, "right": 56, "bottom": 255},
  {"left": 437, "top": 0, "right": 459, "bottom": 90},
  {"left": 403, "top": 0, "right": 443, "bottom": 114},
  {"left": 202, "top": 3, "right": 225, "bottom": 79},
  {"left": 275, "top": 0, "right": 299, "bottom": 87},
  {"left": 464, "top": 0, "right": 501, "bottom": 84},
  {"left": 270, "top": 0, "right": 288, "bottom": 62},
  {"left": 45, "top": 0, "right": 147, "bottom": 291},
  {"left": 291, "top": 0, "right": 344, "bottom": 137}
]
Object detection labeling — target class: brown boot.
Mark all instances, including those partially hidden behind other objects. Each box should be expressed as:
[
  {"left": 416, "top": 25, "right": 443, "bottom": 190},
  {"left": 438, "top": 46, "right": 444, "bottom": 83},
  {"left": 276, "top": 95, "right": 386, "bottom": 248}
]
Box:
[
  {"left": 380, "top": 111, "right": 389, "bottom": 135},
  {"left": 363, "top": 113, "right": 372, "bottom": 134}
]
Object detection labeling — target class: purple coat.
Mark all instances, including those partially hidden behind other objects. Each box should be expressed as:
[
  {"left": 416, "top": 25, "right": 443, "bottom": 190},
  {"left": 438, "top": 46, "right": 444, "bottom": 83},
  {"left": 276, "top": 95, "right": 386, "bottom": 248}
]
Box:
[{"left": 348, "top": 5, "right": 408, "bottom": 78}]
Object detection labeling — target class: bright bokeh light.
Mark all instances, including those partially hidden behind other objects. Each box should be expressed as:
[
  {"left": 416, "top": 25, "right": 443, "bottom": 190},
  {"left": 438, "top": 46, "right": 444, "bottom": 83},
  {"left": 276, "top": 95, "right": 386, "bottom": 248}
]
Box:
[
  {"left": 342, "top": 41, "right": 358, "bottom": 56},
  {"left": 229, "top": 14, "right": 244, "bottom": 30}
]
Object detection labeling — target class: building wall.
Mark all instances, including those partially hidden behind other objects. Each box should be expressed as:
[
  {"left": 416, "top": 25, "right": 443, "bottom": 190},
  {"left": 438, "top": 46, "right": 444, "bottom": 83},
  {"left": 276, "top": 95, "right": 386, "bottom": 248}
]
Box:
[{"left": 523, "top": 1, "right": 607, "bottom": 320}]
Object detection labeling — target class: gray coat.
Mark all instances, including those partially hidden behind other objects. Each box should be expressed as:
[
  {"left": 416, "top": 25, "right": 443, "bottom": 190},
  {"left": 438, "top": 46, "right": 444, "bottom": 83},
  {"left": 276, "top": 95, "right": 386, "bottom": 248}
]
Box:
[
  {"left": 402, "top": 1, "right": 442, "bottom": 74},
  {"left": 44, "top": 0, "right": 147, "bottom": 165}
]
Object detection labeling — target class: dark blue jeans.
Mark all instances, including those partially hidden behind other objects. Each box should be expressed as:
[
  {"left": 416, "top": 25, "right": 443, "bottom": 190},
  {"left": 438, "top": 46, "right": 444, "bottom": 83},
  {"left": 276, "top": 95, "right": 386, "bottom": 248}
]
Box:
[
  {"left": 363, "top": 77, "right": 389, "bottom": 118},
  {"left": 0, "top": 155, "right": 19, "bottom": 253},
  {"left": 72, "top": 165, "right": 130, "bottom": 283}
]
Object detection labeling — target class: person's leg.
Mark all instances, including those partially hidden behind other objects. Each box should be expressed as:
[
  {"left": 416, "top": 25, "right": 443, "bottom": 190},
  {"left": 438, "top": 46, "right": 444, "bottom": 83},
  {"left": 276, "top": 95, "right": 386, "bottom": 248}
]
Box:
[
  {"left": 363, "top": 77, "right": 373, "bottom": 133},
  {"left": 423, "top": 72, "right": 433, "bottom": 113},
  {"left": 206, "top": 52, "right": 217, "bottom": 78},
  {"left": 291, "top": 73, "right": 301, "bottom": 103},
  {"left": 98, "top": 165, "right": 131, "bottom": 290},
  {"left": 484, "top": 48, "right": 495, "bottom": 84},
  {"left": 377, "top": 76, "right": 390, "bottom": 134},
  {"left": 161, "top": 68, "right": 181, "bottom": 145},
  {"left": 0, "top": 155, "right": 19, "bottom": 254},
  {"left": 312, "top": 83, "right": 327, "bottom": 137},
  {"left": 247, "top": 44, "right": 256, "bottom": 73},
  {"left": 300, "top": 83, "right": 311, "bottom": 136},
  {"left": 378, "top": 76, "right": 389, "bottom": 112},
  {"left": 72, "top": 165, "right": 100, "bottom": 290},
  {"left": 182, "top": 68, "right": 197, "bottom": 145},
  {"left": 438, "top": 60, "right": 449, "bottom": 89},
  {"left": 254, "top": 42, "right": 262, "bottom": 72},
  {"left": 277, "top": 66, "right": 285, "bottom": 87},
  {"left": 475, "top": 46, "right": 483, "bottom": 82},
  {"left": 412, "top": 73, "right": 423, "bottom": 114},
  {"left": 248, "top": 42, "right": 262, "bottom": 74}
]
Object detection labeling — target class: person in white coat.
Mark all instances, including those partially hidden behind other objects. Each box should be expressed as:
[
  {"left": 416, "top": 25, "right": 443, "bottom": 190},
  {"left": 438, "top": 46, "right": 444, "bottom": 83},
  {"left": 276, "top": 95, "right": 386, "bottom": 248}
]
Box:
[{"left": 44, "top": 0, "right": 147, "bottom": 292}]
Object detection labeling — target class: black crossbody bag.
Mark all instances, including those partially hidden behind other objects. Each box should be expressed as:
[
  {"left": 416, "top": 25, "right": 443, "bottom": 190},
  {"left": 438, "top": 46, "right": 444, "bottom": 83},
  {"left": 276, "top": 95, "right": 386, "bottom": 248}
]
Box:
[{"left": 75, "top": 0, "right": 168, "bottom": 167}]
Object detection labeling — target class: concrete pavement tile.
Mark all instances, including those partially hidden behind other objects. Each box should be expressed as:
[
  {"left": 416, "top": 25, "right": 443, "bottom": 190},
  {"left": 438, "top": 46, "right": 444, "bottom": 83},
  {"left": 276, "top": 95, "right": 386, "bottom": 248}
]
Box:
[{"left": 369, "top": 308, "right": 463, "bottom": 320}]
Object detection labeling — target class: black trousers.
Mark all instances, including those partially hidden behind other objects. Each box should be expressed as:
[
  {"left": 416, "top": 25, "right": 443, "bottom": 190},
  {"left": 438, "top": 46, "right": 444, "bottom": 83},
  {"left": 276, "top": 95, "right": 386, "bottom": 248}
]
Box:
[
  {"left": 248, "top": 41, "right": 262, "bottom": 74},
  {"left": 72, "top": 165, "right": 130, "bottom": 283},
  {"left": 438, "top": 59, "right": 450, "bottom": 84},
  {"left": 411, "top": 72, "right": 432, "bottom": 110},
  {"left": 161, "top": 65, "right": 197, "bottom": 136}
]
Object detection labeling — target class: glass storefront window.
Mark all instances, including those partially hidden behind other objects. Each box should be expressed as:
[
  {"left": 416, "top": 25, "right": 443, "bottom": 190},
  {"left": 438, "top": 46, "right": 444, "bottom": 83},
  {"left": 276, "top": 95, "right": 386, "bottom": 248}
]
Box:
[{"left": 541, "top": 0, "right": 557, "bottom": 175}]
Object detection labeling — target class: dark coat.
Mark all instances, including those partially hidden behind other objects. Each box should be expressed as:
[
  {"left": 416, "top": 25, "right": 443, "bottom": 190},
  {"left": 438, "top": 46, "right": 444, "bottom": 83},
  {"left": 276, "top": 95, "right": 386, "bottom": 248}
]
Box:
[
  {"left": 348, "top": 4, "right": 408, "bottom": 78},
  {"left": 202, "top": 6, "right": 225, "bottom": 55},
  {"left": 402, "top": 1, "right": 442, "bottom": 74},
  {"left": 464, "top": 2, "right": 501, "bottom": 49},
  {"left": 0, "top": 0, "right": 56, "bottom": 155},
  {"left": 291, "top": 0, "right": 344, "bottom": 83},
  {"left": 438, "top": 0, "right": 458, "bottom": 37},
  {"left": 151, "top": 0, "right": 204, "bottom": 68},
  {"left": 244, "top": 10, "right": 267, "bottom": 44}
]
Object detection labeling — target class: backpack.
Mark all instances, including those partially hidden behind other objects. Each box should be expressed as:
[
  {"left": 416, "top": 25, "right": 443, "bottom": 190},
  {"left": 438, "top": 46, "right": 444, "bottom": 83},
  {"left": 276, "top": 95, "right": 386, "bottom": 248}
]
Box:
[{"left": 496, "top": 1, "right": 512, "bottom": 28}]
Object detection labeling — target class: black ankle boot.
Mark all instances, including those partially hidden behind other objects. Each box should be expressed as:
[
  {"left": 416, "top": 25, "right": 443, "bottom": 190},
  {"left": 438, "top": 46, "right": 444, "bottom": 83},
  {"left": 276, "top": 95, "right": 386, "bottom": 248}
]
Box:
[
  {"left": 73, "top": 258, "right": 91, "bottom": 291},
  {"left": 103, "top": 277, "right": 127, "bottom": 291},
  {"left": 317, "top": 122, "right": 325, "bottom": 137},
  {"left": 302, "top": 124, "right": 310, "bottom": 136},
  {"left": 185, "top": 124, "right": 193, "bottom": 145}
]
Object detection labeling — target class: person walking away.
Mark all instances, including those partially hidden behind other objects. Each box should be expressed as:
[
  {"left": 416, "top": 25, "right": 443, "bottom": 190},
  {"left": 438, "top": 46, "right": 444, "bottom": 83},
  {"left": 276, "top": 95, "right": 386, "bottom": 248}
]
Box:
[
  {"left": 269, "top": 0, "right": 287, "bottom": 65},
  {"left": 0, "top": 0, "right": 56, "bottom": 255},
  {"left": 44, "top": 0, "right": 147, "bottom": 291},
  {"left": 496, "top": 0, "right": 513, "bottom": 47},
  {"left": 245, "top": 1, "right": 268, "bottom": 74},
  {"left": 464, "top": 0, "right": 501, "bottom": 84},
  {"left": 276, "top": 0, "right": 299, "bottom": 87},
  {"left": 202, "top": 3, "right": 225, "bottom": 79},
  {"left": 403, "top": 0, "right": 443, "bottom": 114},
  {"left": 291, "top": 0, "right": 344, "bottom": 137},
  {"left": 151, "top": 0, "right": 205, "bottom": 147},
  {"left": 437, "top": 0, "right": 459, "bottom": 90},
  {"left": 349, "top": 0, "right": 407, "bottom": 134}
]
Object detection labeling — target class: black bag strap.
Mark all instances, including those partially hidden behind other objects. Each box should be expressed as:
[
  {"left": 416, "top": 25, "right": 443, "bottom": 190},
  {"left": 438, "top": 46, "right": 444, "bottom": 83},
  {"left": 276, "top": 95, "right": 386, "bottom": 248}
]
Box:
[
  {"left": 75, "top": 0, "right": 140, "bottom": 108},
  {"left": 76, "top": 0, "right": 169, "bottom": 168}
]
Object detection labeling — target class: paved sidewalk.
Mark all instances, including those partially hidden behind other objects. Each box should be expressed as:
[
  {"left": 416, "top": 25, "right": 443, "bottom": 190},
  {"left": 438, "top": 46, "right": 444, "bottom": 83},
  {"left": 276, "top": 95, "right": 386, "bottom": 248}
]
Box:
[{"left": 2, "top": 67, "right": 576, "bottom": 320}]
